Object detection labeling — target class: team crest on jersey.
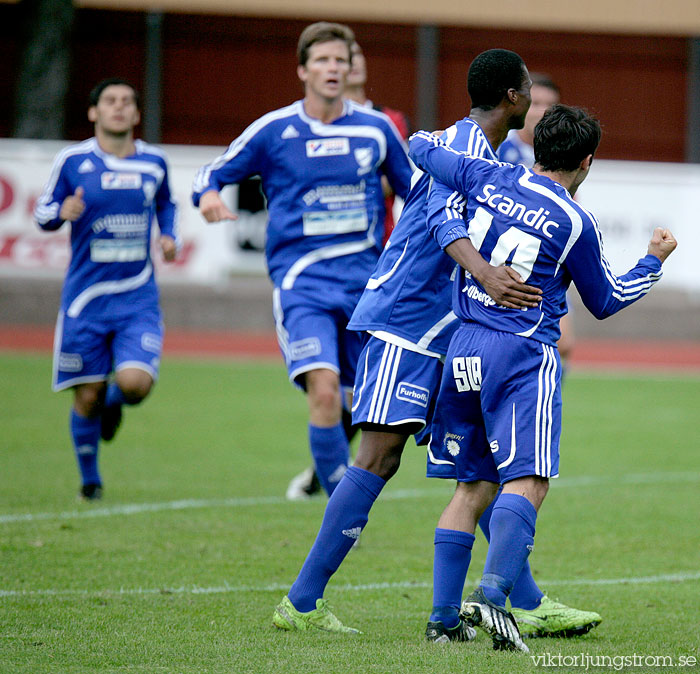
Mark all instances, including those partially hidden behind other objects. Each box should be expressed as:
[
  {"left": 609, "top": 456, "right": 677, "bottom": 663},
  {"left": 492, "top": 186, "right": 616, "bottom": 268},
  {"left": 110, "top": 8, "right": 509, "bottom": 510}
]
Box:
[
  {"left": 354, "top": 147, "right": 373, "bottom": 175},
  {"left": 396, "top": 381, "right": 429, "bottom": 408},
  {"left": 101, "top": 172, "right": 142, "bottom": 190},
  {"left": 306, "top": 138, "right": 350, "bottom": 157}
]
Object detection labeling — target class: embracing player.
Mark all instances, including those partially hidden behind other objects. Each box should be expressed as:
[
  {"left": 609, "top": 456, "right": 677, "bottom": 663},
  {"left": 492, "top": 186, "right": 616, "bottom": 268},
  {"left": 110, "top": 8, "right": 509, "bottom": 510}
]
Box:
[{"left": 409, "top": 104, "right": 675, "bottom": 650}]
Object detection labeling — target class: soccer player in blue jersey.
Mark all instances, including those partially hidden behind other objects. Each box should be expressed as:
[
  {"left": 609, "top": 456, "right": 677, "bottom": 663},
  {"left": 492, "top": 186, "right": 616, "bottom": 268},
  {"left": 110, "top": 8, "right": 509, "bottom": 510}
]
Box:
[
  {"left": 273, "top": 49, "right": 595, "bottom": 637},
  {"left": 193, "top": 22, "right": 412, "bottom": 499},
  {"left": 408, "top": 104, "right": 676, "bottom": 651},
  {"left": 497, "top": 74, "right": 576, "bottom": 368},
  {"left": 34, "top": 78, "right": 179, "bottom": 500}
]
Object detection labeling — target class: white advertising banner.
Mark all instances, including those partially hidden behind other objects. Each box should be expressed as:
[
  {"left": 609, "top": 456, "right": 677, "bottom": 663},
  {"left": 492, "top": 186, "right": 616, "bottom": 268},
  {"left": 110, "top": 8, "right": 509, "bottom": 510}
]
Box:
[
  {"left": 0, "top": 139, "right": 698, "bottom": 289},
  {"left": 0, "top": 139, "right": 267, "bottom": 284}
]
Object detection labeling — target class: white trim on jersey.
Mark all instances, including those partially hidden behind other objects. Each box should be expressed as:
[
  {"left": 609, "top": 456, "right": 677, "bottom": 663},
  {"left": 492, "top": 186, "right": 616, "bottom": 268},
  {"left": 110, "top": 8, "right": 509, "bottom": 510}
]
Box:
[
  {"left": 34, "top": 139, "right": 95, "bottom": 224},
  {"left": 519, "top": 169, "right": 583, "bottom": 276},
  {"left": 192, "top": 103, "right": 298, "bottom": 193},
  {"left": 535, "top": 345, "right": 558, "bottom": 477},
  {"left": 417, "top": 311, "right": 458, "bottom": 352},
  {"left": 280, "top": 215, "right": 378, "bottom": 289},
  {"left": 66, "top": 262, "right": 153, "bottom": 318},
  {"left": 369, "top": 330, "right": 442, "bottom": 359},
  {"left": 299, "top": 101, "right": 388, "bottom": 166},
  {"left": 346, "top": 99, "right": 407, "bottom": 148},
  {"left": 365, "top": 237, "right": 410, "bottom": 290}
]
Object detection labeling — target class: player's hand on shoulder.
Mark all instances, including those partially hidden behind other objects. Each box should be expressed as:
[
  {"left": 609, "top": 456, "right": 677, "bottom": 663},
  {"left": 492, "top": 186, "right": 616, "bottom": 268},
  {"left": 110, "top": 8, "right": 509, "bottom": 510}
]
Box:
[
  {"left": 199, "top": 190, "right": 237, "bottom": 223},
  {"left": 160, "top": 235, "right": 177, "bottom": 262},
  {"left": 481, "top": 265, "right": 542, "bottom": 309},
  {"left": 59, "top": 186, "right": 85, "bottom": 222},
  {"left": 647, "top": 227, "right": 677, "bottom": 264}
]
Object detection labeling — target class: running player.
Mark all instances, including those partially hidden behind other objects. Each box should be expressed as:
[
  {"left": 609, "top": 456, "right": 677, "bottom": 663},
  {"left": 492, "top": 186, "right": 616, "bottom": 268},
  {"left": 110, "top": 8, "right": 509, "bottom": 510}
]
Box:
[
  {"left": 193, "top": 22, "right": 412, "bottom": 498},
  {"left": 34, "top": 78, "right": 179, "bottom": 500},
  {"left": 409, "top": 104, "right": 675, "bottom": 651}
]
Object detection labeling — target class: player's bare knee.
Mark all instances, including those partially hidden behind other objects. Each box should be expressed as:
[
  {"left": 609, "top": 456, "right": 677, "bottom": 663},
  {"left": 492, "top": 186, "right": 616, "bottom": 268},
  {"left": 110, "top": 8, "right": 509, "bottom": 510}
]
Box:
[
  {"left": 115, "top": 369, "right": 153, "bottom": 403},
  {"left": 73, "top": 382, "right": 106, "bottom": 418}
]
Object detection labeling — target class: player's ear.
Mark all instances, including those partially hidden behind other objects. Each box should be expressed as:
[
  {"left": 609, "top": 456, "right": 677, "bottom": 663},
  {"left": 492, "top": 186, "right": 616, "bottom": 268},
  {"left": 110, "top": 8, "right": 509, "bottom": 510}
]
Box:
[
  {"left": 507, "top": 88, "right": 518, "bottom": 104},
  {"left": 87, "top": 106, "right": 97, "bottom": 123},
  {"left": 580, "top": 154, "right": 593, "bottom": 171},
  {"left": 297, "top": 64, "right": 307, "bottom": 84}
]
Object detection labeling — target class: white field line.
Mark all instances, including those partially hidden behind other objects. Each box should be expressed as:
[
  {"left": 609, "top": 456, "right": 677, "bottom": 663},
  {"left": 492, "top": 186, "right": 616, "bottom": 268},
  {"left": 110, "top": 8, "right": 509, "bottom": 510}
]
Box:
[
  {"left": 1, "top": 571, "right": 699, "bottom": 600},
  {"left": 2, "top": 471, "right": 699, "bottom": 525}
]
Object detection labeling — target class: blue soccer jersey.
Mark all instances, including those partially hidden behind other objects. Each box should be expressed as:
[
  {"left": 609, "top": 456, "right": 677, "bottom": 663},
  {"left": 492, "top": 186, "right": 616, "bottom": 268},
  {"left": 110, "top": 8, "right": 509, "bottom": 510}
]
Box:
[
  {"left": 34, "top": 138, "right": 179, "bottom": 320},
  {"left": 192, "top": 100, "right": 411, "bottom": 294},
  {"left": 348, "top": 118, "right": 497, "bottom": 355},
  {"left": 409, "top": 131, "right": 663, "bottom": 346},
  {"left": 497, "top": 129, "right": 535, "bottom": 168}
]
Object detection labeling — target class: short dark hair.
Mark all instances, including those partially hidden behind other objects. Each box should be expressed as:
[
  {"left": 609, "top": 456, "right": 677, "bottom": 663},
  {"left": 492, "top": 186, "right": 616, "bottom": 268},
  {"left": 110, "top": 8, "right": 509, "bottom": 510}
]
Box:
[
  {"left": 297, "top": 22, "right": 354, "bottom": 66},
  {"left": 530, "top": 73, "right": 560, "bottom": 97},
  {"left": 89, "top": 78, "right": 140, "bottom": 109},
  {"left": 534, "top": 104, "right": 601, "bottom": 171},
  {"left": 467, "top": 49, "right": 527, "bottom": 110}
]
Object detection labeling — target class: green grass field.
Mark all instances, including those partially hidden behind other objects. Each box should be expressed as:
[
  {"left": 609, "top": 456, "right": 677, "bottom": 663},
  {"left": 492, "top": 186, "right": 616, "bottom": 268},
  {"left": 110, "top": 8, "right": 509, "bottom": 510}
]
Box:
[{"left": 2, "top": 352, "right": 699, "bottom": 673}]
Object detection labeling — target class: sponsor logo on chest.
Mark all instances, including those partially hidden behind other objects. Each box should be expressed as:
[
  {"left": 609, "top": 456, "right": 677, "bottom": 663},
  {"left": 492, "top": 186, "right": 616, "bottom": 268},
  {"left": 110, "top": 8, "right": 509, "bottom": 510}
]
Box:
[
  {"left": 101, "top": 172, "right": 142, "bottom": 190},
  {"left": 306, "top": 138, "right": 350, "bottom": 157}
]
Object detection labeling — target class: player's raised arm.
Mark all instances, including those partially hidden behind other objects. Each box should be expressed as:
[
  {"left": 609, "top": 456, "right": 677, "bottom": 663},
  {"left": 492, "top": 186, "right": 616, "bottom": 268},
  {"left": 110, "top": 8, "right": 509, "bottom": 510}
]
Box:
[
  {"left": 647, "top": 227, "right": 677, "bottom": 263},
  {"left": 408, "top": 131, "right": 482, "bottom": 196}
]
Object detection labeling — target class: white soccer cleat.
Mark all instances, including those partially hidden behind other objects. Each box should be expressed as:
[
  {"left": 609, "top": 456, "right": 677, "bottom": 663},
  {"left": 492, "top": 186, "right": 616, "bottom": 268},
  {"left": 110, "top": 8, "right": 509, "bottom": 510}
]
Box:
[{"left": 460, "top": 587, "right": 529, "bottom": 653}]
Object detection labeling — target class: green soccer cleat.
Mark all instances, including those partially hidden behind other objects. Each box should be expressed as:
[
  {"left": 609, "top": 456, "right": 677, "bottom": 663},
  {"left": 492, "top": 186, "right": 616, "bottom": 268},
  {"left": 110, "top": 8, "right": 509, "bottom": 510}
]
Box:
[
  {"left": 272, "top": 595, "right": 361, "bottom": 634},
  {"left": 510, "top": 596, "right": 602, "bottom": 638}
]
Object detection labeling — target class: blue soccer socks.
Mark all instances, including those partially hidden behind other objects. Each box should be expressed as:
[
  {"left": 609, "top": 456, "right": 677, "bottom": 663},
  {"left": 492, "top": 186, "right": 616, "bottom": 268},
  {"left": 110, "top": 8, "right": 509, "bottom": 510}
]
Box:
[
  {"left": 478, "top": 495, "right": 543, "bottom": 610},
  {"left": 430, "top": 528, "right": 476, "bottom": 629},
  {"left": 70, "top": 408, "right": 101, "bottom": 487},
  {"left": 288, "top": 466, "right": 385, "bottom": 612},
  {"left": 480, "top": 493, "right": 537, "bottom": 608},
  {"left": 104, "top": 381, "right": 127, "bottom": 407},
  {"left": 308, "top": 423, "right": 350, "bottom": 496}
]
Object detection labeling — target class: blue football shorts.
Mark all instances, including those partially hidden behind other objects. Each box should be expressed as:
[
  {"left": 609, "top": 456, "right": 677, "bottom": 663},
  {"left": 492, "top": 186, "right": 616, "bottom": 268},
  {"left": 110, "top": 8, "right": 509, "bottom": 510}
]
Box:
[
  {"left": 351, "top": 335, "right": 444, "bottom": 440},
  {"left": 273, "top": 286, "right": 364, "bottom": 390},
  {"left": 427, "top": 322, "right": 561, "bottom": 483},
  {"left": 52, "top": 308, "right": 163, "bottom": 392}
]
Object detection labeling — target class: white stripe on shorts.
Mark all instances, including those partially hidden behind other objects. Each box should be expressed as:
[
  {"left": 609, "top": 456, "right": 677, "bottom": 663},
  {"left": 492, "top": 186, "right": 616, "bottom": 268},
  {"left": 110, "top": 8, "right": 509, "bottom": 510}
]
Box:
[
  {"left": 535, "top": 345, "right": 558, "bottom": 477},
  {"left": 367, "top": 341, "right": 403, "bottom": 424}
]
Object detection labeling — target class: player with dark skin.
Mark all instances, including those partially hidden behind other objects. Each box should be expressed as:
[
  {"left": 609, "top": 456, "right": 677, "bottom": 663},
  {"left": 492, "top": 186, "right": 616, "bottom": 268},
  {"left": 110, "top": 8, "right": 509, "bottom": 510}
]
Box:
[{"left": 353, "top": 78, "right": 540, "bottom": 484}]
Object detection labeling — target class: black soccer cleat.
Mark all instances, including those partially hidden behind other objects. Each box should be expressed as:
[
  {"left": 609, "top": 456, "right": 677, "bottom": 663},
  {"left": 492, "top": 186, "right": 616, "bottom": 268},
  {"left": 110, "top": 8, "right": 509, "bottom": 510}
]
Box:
[
  {"left": 100, "top": 404, "right": 123, "bottom": 442},
  {"left": 79, "top": 483, "right": 103, "bottom": 501},
  {"left": 426, "top": 619, "right": 477, "bottom": 643}
]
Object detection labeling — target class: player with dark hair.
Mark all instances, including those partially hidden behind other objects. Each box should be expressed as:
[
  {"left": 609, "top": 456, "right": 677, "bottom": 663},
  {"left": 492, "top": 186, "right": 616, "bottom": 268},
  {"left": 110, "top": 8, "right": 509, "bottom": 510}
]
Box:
[
  {"left": 498, "top": 73, "right": 576, "bottom": 395},
  {"left": 34, "top": 78, "right": 179, "bottom": 500},
  {"left": 193, "top": 22, "right": 412, "bottom": 502},
  {"left": 272, "top": 48, "right": 599, "bottom": 637},
  {"left": 498, "top": 73, "right": 560, "bottom": 167},
  {"left": 408, "top": 103, "right": 675, "bottom": 651}
]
